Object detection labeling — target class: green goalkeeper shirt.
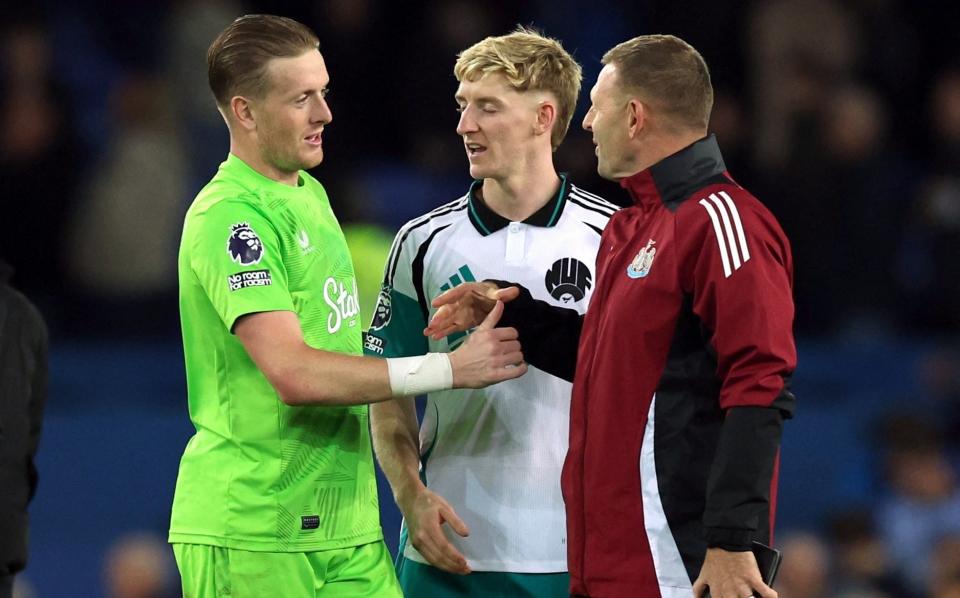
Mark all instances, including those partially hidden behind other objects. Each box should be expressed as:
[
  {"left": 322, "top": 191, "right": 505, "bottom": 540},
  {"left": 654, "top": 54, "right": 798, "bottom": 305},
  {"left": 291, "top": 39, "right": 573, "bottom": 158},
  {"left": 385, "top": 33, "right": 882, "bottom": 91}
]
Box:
[{"left": 169, "top": 154, "right": 381, "bottom": 552}]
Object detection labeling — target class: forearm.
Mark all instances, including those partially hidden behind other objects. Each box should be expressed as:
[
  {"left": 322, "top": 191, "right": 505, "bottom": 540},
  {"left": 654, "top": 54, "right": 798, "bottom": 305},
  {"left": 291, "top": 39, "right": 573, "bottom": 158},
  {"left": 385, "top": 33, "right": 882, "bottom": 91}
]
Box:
[
  {"left": 703, "top": 406, "right": 783, "bottom": 550},
  {"left": 486, "top": 281, "right": 583, "bottom": 381},
  {"left": 371, "top": 397, "right": 424, "bottom": 512},
  {"left": 236, "top": 311, "right": 453, "bottom": 406},
  {"left": 279, "top": 347, "right": 396, "bottom": 406}
]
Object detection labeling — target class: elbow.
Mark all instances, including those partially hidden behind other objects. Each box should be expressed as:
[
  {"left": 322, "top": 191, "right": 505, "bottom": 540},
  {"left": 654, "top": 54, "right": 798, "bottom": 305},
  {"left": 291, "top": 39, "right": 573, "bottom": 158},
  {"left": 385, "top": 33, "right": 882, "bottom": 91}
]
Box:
[
  {"left": 273, "top": 374, "right": 351, "bottom": 406},
  {"left": 271, "top": 369, "right": 328, "bottom": 406},
  {"left": 274, "top": 382, "right": 333, "bottom": 406},
  {"left": 277, "top": 387, "right": 308, "bottom": 406}
]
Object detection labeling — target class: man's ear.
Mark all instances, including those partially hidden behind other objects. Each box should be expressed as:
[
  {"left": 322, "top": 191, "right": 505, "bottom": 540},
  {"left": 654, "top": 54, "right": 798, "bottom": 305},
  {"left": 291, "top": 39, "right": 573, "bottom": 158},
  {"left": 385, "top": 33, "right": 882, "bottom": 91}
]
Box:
[
  {"left": 535, "top": 100, "right": 557, "bottom": 138},
  {"left": 626, "top": 98, "right": 646, "bottom": 139},
  {"left": 230, "top": 96, "right": 257, "bottom": 132}
]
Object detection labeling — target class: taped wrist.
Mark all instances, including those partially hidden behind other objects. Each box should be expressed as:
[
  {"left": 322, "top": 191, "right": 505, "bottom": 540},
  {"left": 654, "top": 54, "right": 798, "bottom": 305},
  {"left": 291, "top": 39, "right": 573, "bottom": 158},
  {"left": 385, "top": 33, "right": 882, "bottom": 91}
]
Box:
[{"left": 387, "top": 353, "right": 453, "bottom": 396}]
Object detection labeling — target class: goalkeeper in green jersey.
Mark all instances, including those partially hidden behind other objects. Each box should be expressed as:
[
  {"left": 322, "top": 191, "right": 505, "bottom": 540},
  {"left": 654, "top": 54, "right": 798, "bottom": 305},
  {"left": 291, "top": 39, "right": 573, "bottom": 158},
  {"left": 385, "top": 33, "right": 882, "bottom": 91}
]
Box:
[{"left": 168, "top": 14, "right": 527, "bottom": 598}]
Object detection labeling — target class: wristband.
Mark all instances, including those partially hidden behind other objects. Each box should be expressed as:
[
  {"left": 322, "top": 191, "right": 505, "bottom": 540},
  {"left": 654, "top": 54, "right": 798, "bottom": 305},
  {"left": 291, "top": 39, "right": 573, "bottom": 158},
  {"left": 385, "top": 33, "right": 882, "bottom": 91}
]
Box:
[{"left": 387, "top": 353, "right": 454, "bottom": 396}]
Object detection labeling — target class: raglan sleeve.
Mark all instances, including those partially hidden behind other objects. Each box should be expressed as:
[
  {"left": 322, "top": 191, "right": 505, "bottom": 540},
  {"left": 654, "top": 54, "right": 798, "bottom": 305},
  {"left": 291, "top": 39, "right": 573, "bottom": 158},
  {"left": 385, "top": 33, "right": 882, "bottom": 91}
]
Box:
[
  {"left": 363, "top": 227, "right": 429, "bottom": 358},
  {"left": 489, "top": 280, "right": 583, "bottom": 382},
  {"left": 681, "top": 188, "right": 797, "bottom": 549},
  {"left": 188, "top": 201, "right": 295, "bottom": 333}
]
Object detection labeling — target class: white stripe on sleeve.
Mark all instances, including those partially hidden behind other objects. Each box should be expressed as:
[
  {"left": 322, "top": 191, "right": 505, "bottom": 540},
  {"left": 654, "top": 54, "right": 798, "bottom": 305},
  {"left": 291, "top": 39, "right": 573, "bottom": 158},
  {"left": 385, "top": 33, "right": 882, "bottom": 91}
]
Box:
[
  {"left": 699, "top": 199, "right": 733, "bottom": 278},
  {"left": 719, "top": 191, "right": 750, "bottom": 263},
  {"left": 708, "top": 193, "right": 742, "bottom": 270}
]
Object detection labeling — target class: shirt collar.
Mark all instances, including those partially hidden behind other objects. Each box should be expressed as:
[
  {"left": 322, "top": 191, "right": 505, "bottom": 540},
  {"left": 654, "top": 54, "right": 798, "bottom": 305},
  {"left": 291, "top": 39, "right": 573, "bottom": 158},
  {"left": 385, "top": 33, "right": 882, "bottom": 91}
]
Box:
[
  {"left": 467, "top": 173, "right": 571, "bottom": 236},
  {"left": 620, "top": 134, "right": 728, "bottom": 211}
]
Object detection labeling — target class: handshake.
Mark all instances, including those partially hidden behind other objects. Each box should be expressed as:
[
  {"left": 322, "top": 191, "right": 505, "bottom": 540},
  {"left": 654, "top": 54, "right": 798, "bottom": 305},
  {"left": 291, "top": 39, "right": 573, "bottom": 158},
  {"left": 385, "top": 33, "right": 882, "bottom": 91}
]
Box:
[{"left": 424, "top": 282, "right": 525, "bottom": 389}]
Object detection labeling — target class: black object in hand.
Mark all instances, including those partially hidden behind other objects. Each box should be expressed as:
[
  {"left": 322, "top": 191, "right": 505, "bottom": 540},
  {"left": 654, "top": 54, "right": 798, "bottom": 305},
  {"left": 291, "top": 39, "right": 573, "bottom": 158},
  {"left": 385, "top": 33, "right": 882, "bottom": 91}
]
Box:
[{"left": 703, "top": 541, "right": 782, "bottom": 598}]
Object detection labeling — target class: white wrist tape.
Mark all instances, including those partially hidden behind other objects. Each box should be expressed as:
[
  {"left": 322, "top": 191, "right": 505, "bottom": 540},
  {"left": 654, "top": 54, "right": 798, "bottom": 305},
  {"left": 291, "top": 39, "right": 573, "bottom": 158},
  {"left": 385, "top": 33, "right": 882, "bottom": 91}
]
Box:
[{"left": 387, "top": 353, "right": 454, "bottom": 396}]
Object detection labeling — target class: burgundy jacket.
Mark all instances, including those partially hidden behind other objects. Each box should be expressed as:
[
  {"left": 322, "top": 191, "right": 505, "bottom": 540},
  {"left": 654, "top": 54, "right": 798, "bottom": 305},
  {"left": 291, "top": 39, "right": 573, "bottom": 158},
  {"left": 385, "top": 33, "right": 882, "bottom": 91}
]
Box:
[{"left": 497, "top": 135, "right": 797, "bottom": 597}]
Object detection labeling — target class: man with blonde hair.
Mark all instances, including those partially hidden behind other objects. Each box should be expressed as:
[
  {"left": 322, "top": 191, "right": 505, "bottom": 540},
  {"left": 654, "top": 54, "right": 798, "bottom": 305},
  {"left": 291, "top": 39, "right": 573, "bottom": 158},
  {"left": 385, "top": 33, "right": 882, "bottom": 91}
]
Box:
[
  {"left": 169, "top": 14, "right": 527, "bottom": 597},
  {"left": 366, "top": 27, "right": 618, "bottom": 597},
  {"left": 428, "top": 34, "right": 797, "bottom": 598}
]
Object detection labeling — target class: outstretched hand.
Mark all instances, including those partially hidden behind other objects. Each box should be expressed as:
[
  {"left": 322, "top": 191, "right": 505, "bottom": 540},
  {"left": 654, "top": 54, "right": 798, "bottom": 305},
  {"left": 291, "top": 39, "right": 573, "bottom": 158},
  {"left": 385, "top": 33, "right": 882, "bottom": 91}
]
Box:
[
  {"left": 424, "top": 282, "right": 520, "bottom": 340},
  {"left": 448, "top": 300, "right": 527, "bottom": 388}
]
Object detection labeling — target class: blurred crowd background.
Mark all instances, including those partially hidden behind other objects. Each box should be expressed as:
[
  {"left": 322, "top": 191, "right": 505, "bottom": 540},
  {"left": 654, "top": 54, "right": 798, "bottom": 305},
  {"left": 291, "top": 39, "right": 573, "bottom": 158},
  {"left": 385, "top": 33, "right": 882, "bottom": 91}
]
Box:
[{"left": 2, "top": 0, "right": 959, "bottom": 597}]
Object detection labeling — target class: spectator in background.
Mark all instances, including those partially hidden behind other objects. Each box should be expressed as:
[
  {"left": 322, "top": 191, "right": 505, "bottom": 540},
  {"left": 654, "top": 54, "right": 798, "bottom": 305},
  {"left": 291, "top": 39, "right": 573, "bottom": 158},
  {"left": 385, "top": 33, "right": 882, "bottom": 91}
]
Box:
[
  {"left": 818, "top": 85, "right": 914, "bottom": 333},
  {"left": 899, "top": 69, "right": 960, "bottom": 332},
  {"left": 394, "top": 0, "right": 512, "bottom": 176},
  {"left": 876, "top": 414, "right": 960, "bottom": 595},
  {"left": 773, "top": 84, "right": 917, "bottom": 335},
  {"left": 63, "top": 73, "right": 187, "bottom": 337},
  {"left": 826, "top": 507, "right": 913, "bottom": 598},
  {"left": 0, "top": 260, "right": 48, "bottom": 598},
  {"left": 929, "top": 68, "right": 960, "bottom": 174},
  {"left": 103, "top": 532, "right": 176, "bottom": 598},
  {"left": 917, "top": 347, "right": 960, "bottom": 450},
  {"left": 773, "top": 532, "right": 831, "bottom": 598},
  {"left": 164, "top": 0, "right": 239, "bottom": 191},
  {"left": 934, "top": 578, "right": 960, "bottom": 598},
  {"left": 930, "top": 534, "right": 960, "bottom": 598},
  {"left": 0, "top": 21, "right": 81, "bottom": 310},
  {"left": 747, "top": 0, "right": 860, "bottom": 171}
]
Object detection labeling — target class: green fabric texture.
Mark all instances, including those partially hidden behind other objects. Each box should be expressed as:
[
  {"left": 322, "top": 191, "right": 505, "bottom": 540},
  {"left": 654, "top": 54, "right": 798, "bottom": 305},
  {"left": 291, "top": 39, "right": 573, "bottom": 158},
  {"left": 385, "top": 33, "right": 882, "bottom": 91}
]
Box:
[
  {"left": 170, "top": 154, "right": 380, "bottom": 552},
  {"left": 173, "top": 540, "right": 402, "bottom": 597}
]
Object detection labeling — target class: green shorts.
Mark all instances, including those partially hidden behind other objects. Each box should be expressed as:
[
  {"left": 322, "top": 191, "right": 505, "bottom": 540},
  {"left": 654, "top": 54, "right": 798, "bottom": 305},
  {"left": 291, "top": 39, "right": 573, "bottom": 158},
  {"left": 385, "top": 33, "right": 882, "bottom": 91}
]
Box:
[
  {"left": 396, "top": 555, "right": 570, "bottom": 598},
  {"left": 172, "top": 541, "right": 402, "bottom": 598}
]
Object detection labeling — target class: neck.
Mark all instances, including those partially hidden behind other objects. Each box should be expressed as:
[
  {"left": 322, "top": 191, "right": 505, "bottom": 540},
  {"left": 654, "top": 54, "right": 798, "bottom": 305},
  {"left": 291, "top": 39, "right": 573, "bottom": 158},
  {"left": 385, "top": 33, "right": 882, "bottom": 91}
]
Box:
[
  {"left": 481, "top": 150, "right": 560, "bottom": 221},
  {"left": 625, "top": 128, "right": 706, "bottom": 179},
  {"left": 229, "top": 135, "right": 299, "bottom": 186}
]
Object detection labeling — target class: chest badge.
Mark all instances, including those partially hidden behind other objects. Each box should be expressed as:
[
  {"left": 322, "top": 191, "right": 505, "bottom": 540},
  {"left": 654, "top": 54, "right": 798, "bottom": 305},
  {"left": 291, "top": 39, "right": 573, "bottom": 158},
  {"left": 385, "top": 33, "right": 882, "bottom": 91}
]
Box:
[
  {"left": 545, "top": 258, "right": 592, "bottom": 303},
  {"left": 626, "top": 239, "right": 657, "bottom": 279}
]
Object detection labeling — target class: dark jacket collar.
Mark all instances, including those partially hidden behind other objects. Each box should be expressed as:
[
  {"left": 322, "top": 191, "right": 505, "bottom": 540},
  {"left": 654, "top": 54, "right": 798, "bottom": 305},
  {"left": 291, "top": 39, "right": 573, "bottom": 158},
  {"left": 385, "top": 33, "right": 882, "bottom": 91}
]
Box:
[
  {"left": 467, "top": 173, "right": 571, "bottom": 236},
  {"left": 620, "top": 134, "right": 728, "bottom": 212}
]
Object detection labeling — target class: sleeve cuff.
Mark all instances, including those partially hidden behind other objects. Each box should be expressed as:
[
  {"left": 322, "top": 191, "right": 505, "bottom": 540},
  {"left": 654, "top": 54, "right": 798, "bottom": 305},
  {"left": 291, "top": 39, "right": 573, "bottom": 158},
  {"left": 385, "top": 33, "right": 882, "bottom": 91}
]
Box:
[{"left": 704, "top": 527, "right": 754, "bottom": 551}]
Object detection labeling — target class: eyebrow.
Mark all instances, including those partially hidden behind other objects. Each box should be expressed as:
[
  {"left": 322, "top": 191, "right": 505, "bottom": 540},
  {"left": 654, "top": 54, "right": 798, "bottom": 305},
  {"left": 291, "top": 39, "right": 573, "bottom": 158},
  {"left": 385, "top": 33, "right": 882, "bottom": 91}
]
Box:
[
  {"left": 454, "top": 95, "right": 505, "bottom": 107},
  {"left": 292, "top": 86, "right": 326, "bottom": 99}
]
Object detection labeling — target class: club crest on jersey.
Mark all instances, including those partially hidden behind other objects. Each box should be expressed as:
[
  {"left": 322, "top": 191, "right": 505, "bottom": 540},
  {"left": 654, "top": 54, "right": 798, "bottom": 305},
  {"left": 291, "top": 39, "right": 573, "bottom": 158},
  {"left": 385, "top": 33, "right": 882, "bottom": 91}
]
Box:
[
  {"left": 227, "top": 222, "right": 264, "bottom": 266},
  {"left": 370, "top": 285, "right": 393, "bottom": 331},
  {"left": 545, "top": 258, "right": 592, "bottom": 303},
  {"left": 626, "top": 239, "right": 657, "bottom": 278}
]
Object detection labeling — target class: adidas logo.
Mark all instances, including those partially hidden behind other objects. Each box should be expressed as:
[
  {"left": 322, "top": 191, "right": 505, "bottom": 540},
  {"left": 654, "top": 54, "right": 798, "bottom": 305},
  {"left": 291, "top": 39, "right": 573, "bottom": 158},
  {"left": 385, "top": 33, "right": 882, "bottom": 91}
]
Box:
[{"left": 440, "top": 265, "right": 476, "bottom": 348}]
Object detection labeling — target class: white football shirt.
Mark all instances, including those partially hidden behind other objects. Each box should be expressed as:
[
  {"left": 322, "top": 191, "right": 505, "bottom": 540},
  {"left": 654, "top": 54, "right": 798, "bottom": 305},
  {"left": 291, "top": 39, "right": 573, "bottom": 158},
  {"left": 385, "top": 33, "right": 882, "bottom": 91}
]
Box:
[{"left": 365, "top": 175, "right": 618, "bottom": 572}]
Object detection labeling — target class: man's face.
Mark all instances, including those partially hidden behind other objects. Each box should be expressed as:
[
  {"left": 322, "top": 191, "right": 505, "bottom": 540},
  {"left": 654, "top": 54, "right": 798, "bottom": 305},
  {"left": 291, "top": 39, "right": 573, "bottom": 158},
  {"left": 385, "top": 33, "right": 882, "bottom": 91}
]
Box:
[
  {"left": 582, "top": 64, "right": 633, "bottom": 180},
  {"left": 455, "top": 73, "right": 546, "bottom": 181},
  {"left": 252, "top": 50, "right": 332, "bottom": 176}
]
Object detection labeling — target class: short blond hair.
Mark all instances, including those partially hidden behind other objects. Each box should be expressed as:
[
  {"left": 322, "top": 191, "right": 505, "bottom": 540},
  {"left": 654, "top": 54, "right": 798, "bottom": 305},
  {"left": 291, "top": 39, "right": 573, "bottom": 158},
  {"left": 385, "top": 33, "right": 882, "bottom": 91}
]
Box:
[
  {"left": 455, "top": 26, "right": 582, "bottom": 150},
  {"left": 602, "top": 35, "right": 713, "bottom": 131}
]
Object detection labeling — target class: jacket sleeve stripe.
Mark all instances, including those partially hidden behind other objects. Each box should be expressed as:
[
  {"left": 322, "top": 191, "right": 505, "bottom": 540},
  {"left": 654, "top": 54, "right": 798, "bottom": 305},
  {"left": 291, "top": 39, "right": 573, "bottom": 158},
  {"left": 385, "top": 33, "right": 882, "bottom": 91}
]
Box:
[
  {"left": 699, "top": 198, "right": 733, "bottom": 278},
  {"left": 719, "top": 191, "right": 751, "bottom": 263},
  {"left": 708, "top": 193, "right": 743, "bottom": 270}
]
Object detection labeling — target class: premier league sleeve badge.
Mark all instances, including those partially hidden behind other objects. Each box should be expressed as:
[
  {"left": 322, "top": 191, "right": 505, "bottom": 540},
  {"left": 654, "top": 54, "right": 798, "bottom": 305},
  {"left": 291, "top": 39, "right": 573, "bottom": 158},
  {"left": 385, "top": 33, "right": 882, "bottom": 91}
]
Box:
[{"left": 227, "top": 222, "right": 265, "bottom": 266}]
